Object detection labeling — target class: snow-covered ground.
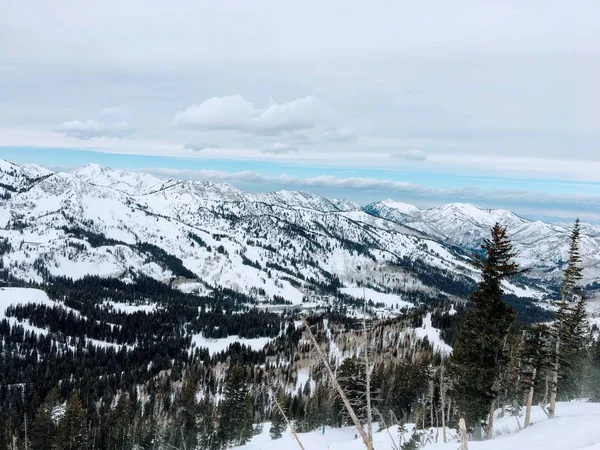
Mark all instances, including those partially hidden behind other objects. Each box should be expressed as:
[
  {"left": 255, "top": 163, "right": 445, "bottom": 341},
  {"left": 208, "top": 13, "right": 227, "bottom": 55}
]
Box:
[
  {"left": 236, "top": 401, "right": 600, "bottom": 450},
  {"left": 103, "top": 300, "right": 157, "bottom": 314},
  {"left": 0, "top": 287, "right": 131, "bottom": 350},
  {"left": 0, "top": 287, "right": 57, "bottom": 335},
  {"left": 340, "top": 287, "right": 414, "bottom": 310},
  {"left": 190, "top": 333, "right": 273, "bottom": 355}
]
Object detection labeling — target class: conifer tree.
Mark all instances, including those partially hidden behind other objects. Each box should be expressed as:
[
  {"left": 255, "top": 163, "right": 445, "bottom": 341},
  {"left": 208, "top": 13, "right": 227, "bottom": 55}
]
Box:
[
  {"left": 560, "top": 219, "right": 583, "bottom": 302},
  {"left": 269, "top": 391, "right": 286, "bottom": 440},
  {"left": 175, "top": 374, "right": 199, "bottom": 450},
  {"left": 218, "top": 365, "right": 254, "bottom": 447},
  {"left": 57, "top": 392, "right": 88, "bottom": 450},
  {"left": 589, "top": 338, "right": 600, "bottom": 402},
  {"left": 31, "top": 389, "right": 59, "bottom": 450},
  {"left": 449, "top": 223, "right": 523, "bottom": 433},
  {"left": 549, "top": 219, "right": 589, "bottom": 417}
]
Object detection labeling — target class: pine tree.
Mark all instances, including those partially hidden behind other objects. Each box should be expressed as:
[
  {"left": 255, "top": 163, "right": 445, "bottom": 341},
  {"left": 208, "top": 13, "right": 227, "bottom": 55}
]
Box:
[
  {"left": 549, "top": 219, "right": 589, "bottom": 417},
  {"left": 589, "top": 338, "right": 600, "bottom": 402},
  {"left": 57, "top": 392, "right": 88, "bottom": 450},
  {"left": 269, "top": 391, "right": 286, "bottom": 440},
  {"left": 175, "top": 374, "right": 199, "bottom": 450},
  {"left": 218, "top": 365, "right": 254, "bottom": 447},
  {"left": 449, "top": 223, "right": 523, "bottom": 433},
  {"left": 30, "top": 388, "right": 59, "bottom": 450},
  {"left": 560, "top": 219, "right": 583, "bottom": 302}
]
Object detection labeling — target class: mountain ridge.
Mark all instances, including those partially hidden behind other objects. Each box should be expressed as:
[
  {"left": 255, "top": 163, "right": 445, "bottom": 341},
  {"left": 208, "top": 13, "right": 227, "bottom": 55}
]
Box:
[{"left": 0, "top": 159, "right": 598, "bottom": 304}]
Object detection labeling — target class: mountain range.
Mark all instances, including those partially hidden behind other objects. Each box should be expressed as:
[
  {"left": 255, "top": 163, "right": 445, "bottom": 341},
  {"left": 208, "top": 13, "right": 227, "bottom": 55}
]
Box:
[{"left": 1, "top": 159, "right": 598, "bottom": 308}]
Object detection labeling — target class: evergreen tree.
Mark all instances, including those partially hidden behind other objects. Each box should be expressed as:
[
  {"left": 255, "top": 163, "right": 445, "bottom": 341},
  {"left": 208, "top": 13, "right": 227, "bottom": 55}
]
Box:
[
  {"left": 218, "top": 365, "right": 254, "bottom": 447},
  {"left": 560, "top": 219, "right": 583, "bottom": 302},
  {"left": 31, "top": 389, "right": 59, "bottom": 450},
  {"left": 449, "top": 223, "right": 523, "bottom": 432},
  {"left": 57, "top": 392, "right": 88, "bottom": 450},
  {"left": 175, "top": 374, "right": 199, "bottom": 450},
  {"left": 589, "top": 338, "right": 600, "bottom": 402},
  {"left": 550, "top": 219, "right": 589, "bottom": 416},
  {"left": 269, "top": 391, "right": 286, "bottom": 440}
]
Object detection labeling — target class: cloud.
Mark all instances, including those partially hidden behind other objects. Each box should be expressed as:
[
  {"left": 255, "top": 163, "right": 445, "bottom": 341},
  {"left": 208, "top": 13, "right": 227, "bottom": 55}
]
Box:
[
  {"left": 53, "top": 120, "right": 132, "bottom": 139},
  {"left": 393, "top": 149, "right": 428, "bottom": 161},
  {"left": 261, "top": 142, "right": 298, "bottom": 155},
  {"left": 100, "top": 104, "right": 132, "bottom": 117},
  {"left": 183, "top": 142, "right": 221, "bottom": 152},
  {"left": 174, "top": 95, "right": 330, "bottom": 135},
  {"left": 134, "top": 166, "right": 600, "bottom": 222},
  {"left": 174, "top": 95, "right": 257, "bottom": 130}
]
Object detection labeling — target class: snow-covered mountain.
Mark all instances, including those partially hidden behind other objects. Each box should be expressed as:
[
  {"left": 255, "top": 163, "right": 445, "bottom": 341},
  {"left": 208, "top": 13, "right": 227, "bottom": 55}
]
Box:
[
  {"left": 365, "top": 199, "right": 600, "bottom": 284},
  {"left": 0, "top": 160, "right": 597, "bottom": 305}
]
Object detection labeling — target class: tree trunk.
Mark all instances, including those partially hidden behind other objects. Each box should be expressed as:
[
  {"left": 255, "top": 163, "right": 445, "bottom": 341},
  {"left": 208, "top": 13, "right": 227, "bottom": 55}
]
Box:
[
  {"left": 486, "top": 400, "right": 495, "bottom": 440},
  {"left": 549, "top": 336, "right": 560, "bottom": 419},
  {"left": 302, "top": 317, "right": 374, "bottom": 450},
  {"left": 440, "top": 365, "right": 447, "bottom": 443},
  {"left": 429, "top": 379, "right": 434, "bottom": 430},
  {"left": 524, "top": 366, "right": 536, "bottom": 428},
  {"left": 459, "top": 418, "right": 469, "bottom": 450},
  {"left": 363, "top": 307, "right": 373, "bottom": 442}
]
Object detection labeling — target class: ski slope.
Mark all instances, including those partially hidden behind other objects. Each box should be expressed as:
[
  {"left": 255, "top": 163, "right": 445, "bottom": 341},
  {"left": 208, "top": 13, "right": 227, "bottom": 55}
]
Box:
[{"left": 236, "top": 401, "right": 600, "bottom": 450}]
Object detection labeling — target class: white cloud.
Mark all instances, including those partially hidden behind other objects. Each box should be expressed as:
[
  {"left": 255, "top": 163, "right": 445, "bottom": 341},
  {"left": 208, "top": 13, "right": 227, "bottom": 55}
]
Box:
[
  {"left": 174, "top": 95, "right": 330, "bottom": 134},
  {"left": 53, "top": 120, "right": 132, "bottom": 139},
  {"left": 137, "top": 166, "right": 600, "bottom": 223},
  {"left": 261, "top": 142, "right": 298, "bottom": 155},
  {"left": 174, "top": 95, "right": 257, "bottom": 130},
  {"left": 393, "top": 149, "right": 427, "bottom": 161},
  {"left": 183, "top": 142, "right": 220, "bottom": 152},
  {"left": 100, "top": 104, "right": 132, "bottom": 117}
]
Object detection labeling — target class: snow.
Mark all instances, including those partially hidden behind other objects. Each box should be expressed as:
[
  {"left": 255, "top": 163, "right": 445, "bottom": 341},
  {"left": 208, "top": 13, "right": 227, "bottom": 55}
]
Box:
[
  {"left": 103, "top": 300, "right": 156, "bottom": 314},
  {"left": 1, "top": 159, "right": 597, "bottom": 307},
  {"left": 236, "top": 401, "right": 600, "bottom": 450},
  {"left": 190, "top": 333, "right": 273, "bottom": 355},
  {"left": 380, "top": 199, "right": 421, "bottom": 215},
  {"left": 0, "top": 287, "right": 131, "bottom": 350},
  {"left": 0, "top": 287, "right": 57, "bottom": 335},
  {"left": 340, "top": 287, "right": 414, "bottom": 310},
  {"left": 401, "top": 312, "right": 453, "bottom": 355}
]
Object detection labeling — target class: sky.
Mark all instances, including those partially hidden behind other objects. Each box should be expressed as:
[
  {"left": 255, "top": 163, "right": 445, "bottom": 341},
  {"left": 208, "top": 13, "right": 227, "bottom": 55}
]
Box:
[{"left": 1, "top": 0, "right": 599, "bottom": 222}]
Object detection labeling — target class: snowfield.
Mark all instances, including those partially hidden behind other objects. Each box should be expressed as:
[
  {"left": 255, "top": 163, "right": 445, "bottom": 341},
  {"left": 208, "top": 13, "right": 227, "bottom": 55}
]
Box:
[
  {"left": 0, "top": 287, "right": 57, "bottom": 336},
  {"left": 190, "top": 333, "right": 273, "bottom": 355},
  {"left": 0, "top": 287, "right": 131, "bottom": 350},
  {"left": 340, "top": 287, "right": 414, "bottom": 310},
  {"left": 236, "top": 401, "right": 600, "bottom": 450},
  {"left": 1, "top": 160, "right": 593, "bottom": 312}
]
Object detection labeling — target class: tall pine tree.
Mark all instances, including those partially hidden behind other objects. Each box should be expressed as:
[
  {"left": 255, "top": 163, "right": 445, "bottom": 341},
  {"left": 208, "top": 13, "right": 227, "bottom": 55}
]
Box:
[
  {"left": 57, "top": 392, "right": 88, "bottom": 450},
  {"left": 449, "top": 223, "right": 523, "bottom": 434},
  {"left": 218, "top": 365, "right": 254, "bottom": 447},
  {"left": 549, "top": 219, "right": 589, "bottom": 417}
]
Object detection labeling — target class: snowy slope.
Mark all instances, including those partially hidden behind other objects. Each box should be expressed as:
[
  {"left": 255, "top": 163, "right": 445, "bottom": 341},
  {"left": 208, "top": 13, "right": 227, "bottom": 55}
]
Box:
[
  {"left": 364, "top": 200, "right": 600, "bottom": 284},
  {"left": 237, "top": 401, "right": 600, "bottom": 450},
  {"left": 0, "top": 161, "right": 489, "bottom": 306},
  {"left": 0, "top": 159, "right": 595, "bottom": 305}
]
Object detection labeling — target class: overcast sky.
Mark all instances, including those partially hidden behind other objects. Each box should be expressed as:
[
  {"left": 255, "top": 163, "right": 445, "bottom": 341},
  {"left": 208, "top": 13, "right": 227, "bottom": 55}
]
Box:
[{"left": 1, "top": 0, "right": 599, "bottom": 222}]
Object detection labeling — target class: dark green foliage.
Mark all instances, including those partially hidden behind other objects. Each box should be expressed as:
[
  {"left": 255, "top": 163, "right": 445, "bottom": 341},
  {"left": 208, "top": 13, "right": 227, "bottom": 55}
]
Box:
[
  {"left": 218, "top": 365, "right": 254, "bottom": 447},
  {"left": 450, "top": 224, "right": 523, "bottom": 428},
  {"left": 401, "top": 429, "right": 421, "bottom": 450},
  {"left": 57, "top": 392, "right": 88, "bottom": 450},
  {"left": 31, "top": 389, "right": 59, "bottom": 450},
  {"left": 553, "top": 219, "right": 591, "bottom": 401},
  {"left": 269, "top": 392, "right": 286, "bottom": 440},
  {"left": 560, "top": 219, "right": 583, "bottom": 302},
  {"left": 589, "top": 338, "right": 600, "bottom": 402}
]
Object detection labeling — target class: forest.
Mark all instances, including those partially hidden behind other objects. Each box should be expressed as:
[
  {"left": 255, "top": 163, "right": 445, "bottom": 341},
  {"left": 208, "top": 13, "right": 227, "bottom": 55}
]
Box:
[{"left": 0, "top": 221, "right": 599, "bottom": 450}]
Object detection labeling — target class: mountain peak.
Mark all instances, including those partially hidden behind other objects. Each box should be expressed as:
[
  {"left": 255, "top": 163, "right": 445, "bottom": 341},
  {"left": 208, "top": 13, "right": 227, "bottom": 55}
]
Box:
[{"left": 380, "top": 199, "right": 421, "bottom": 215}]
